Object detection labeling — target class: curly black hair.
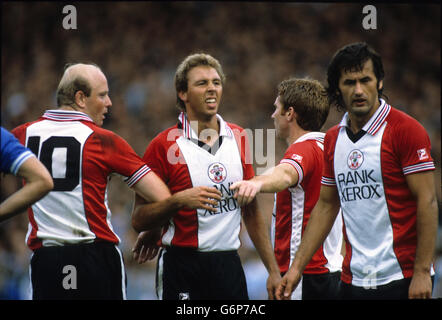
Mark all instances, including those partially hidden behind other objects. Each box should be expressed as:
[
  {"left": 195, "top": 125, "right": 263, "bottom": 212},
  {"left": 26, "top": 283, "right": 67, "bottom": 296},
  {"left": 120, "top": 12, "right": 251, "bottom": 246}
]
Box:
[{"left": 326, "top": 42, "right": 385, "bottom": 112}]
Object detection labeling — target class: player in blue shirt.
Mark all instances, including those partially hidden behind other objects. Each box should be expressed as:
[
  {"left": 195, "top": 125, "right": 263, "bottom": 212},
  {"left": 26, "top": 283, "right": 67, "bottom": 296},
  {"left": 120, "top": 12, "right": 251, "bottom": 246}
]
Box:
[{"left": 0, "top": 126, "right": 53, "bottom": 222}]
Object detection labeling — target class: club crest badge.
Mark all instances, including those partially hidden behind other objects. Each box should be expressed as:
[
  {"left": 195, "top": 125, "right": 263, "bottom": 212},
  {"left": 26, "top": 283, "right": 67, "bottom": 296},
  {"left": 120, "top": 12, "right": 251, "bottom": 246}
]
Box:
[
  {"left": 208, "top": 162, "right": 227, "bottom": 184},
  {"left": 179, "top": 292, "right": 190, "bottom": 300},
  {"left": 291, "top": 154, "right": 303, "bottom": 163},
  {"left": 347, "top": 149, "right": 364, "bottom": 170},
  {"left": 417, "top": 148, "right": 429, "bottom": 161}
]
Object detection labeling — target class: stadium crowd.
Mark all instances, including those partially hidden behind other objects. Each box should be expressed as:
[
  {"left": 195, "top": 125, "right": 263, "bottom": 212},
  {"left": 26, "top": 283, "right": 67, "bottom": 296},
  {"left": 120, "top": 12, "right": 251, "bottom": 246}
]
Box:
[{"left": 1, "top": 2, "right": 440, "bottom": 299}]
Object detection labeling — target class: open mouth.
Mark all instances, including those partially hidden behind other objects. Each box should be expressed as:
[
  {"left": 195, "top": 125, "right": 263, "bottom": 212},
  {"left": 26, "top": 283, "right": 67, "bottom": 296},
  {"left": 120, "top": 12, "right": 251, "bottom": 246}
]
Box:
[
  {"left": 205, "top": 98, "right": 217, "bottom": 108},
  {"left": 353, "top": 99, "right": 366, "bottom": 106}
]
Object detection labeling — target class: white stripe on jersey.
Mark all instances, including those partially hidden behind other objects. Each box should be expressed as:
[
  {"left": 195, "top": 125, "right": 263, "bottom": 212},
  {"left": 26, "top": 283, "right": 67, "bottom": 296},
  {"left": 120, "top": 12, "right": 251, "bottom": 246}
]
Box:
[
  {"left": 323, "top": 210, "right": 344, "bottom": 273},
  {"left": 402, "top": 161, "right": 435, "bottom": 175},
  {"left": 321, "top": 177, "right": 336, "bottom": 186},
  {"left": 288, "top": 184, "right": 305, "bottom": 273},
  {"left": 10, "top": 150, "right": 35, "bottom": 175},
  {"left": 280, "top": 159, "right": 304, "bottom": 186},
  {"left": 43, "top": 110, "right": 94, "bottom": 122},
  {"left": 25, "top": 120, "right": 97, "bottom": 246},
  {"left": 167, "top": 133, "right": 243, "bottom": 251},
  {"left": 156, "top": 249, "right": 165, "bottom": 300},
  {"left": 334, "top": 122, "right": 404, "bottom": 286},
  {"left": 124, "top": 165, "right": 151, "bottom": 187},
  {"left": 114, "top": 246, "right": 127, "bottom": 300}
]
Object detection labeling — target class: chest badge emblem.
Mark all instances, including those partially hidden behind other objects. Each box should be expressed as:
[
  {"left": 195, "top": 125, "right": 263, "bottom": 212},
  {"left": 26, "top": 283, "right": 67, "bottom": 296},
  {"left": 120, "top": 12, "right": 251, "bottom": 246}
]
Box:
[
  {"left": 208, "top": 162, "right": 227, "bottom": 184},
  {"left": 347, "top": 149, "right": 364, "bottom": 170}
]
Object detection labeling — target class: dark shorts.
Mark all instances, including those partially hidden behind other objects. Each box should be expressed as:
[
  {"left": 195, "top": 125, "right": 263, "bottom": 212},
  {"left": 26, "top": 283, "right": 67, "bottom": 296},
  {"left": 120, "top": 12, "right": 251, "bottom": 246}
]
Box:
[
  {"left": 302, "top": 271, "right": 341, "bottom": 300},
  {"left": 339, "top": 276, "right": 435, "bottom": 300},
  {"left": 157, "top": 246, "right": 249, "bottom": 300},
  {"left": 30, "top": 241, "right": 126, "bottom": 300}
]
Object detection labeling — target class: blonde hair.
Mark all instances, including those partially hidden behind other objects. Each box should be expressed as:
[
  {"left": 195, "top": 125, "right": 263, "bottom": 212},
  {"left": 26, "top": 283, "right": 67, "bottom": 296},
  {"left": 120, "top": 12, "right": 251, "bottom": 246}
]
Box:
[{"left": 174, "top": 53, "right": 225, "bottom": 111}]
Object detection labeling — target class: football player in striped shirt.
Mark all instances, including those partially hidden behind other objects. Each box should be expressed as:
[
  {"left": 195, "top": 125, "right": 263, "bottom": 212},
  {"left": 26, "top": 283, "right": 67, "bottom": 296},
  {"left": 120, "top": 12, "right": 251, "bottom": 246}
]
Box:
[
  {"left": 277, "top": 42, "right": 438, "bottom": 300},
  {"left": 230, "top": 78, "right": 343, "bottom": 299},
  {"left": 132, "top": 53, "right": 280, "bottom": 300},
  {"left": 12, "top": 63, "right": 221, "bottom": 300}
]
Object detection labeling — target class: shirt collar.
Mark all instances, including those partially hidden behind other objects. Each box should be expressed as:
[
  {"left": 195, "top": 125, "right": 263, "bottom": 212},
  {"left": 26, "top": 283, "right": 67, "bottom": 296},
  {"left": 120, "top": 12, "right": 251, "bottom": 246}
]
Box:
[
  {"left": 338, "top": 99, "right": 391, "bottom": 135},
  {"left": 178, "top": 112, "right": 233, "bottom": 140},
  {"left": 294, "top": 131, "right": 325, "bottom": 144},
  {"left": 42, "top": 109, "right": 94, "bottom": 123}
]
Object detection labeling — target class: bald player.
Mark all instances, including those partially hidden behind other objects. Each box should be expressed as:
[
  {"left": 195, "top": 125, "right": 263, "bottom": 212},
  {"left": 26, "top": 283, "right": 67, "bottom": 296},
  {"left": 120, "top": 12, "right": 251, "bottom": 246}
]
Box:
[{"left": 12, "top": 63, "right": 221, "bottom": 300}]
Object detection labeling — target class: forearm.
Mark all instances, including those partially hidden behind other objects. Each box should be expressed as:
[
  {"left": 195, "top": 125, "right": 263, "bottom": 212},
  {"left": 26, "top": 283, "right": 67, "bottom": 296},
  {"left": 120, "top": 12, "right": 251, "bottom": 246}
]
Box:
[
  {"left": 0, "top": 180, "right": 51, "bottom": 222},
  {"left": 132, "top": 193, "right": 183, "bottom": 232},
  {"left": 413, "top": 195, "right": 438, "bottom": 274},
  {"left": 405, "top": 171, "right": 439, "bottom": 274},
  {"left": 256, "top": 164, "right": 297, "bottom": 194},
  {"left": 243, "top": 201, "right": 280, "bottom": 275},
  {"left": 0, "top": 157, "right": 53, "bottom": 222},
  {"left": 132, "top": 184, "right": 222, "bottom": 232},
  {"left": 405, "top": 171, "right": 438, "bottom": 298}
]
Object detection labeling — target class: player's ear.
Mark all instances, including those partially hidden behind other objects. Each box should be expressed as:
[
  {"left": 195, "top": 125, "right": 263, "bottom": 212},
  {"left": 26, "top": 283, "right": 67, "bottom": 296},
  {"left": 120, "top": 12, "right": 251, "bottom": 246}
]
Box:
[
  {"left": 286, "top": 106, "right": 296, "bottom": 121},
  {"left": 178, "top": 91, "right": 187, "bottom": 103},
  {"left": 74, "top": 90, "right": 87, "bottom": 109},
  {"left": 378, "top": 80, "right": 383, "bottom": 91}
]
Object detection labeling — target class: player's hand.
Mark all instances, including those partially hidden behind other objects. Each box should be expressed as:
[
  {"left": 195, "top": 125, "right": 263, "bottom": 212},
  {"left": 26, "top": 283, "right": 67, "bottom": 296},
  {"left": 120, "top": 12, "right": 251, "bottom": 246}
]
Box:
[
  {"left": 174, "top": 186, "right": 222, "bottom": 212},
  {"left": 275, "top": 268, "right": 302, "bottom": 300},
  {"left": 408, "top": 270, "right": 432, "bottom": 299},
  {"left": 266, "top": 271, "right": 282, "bottom": 300},
  {"left": 132, "top": 228, "right": 162, "bottom": 264},
  {"left": 230, "top": 180, "right": 262, "bottom": 207}
]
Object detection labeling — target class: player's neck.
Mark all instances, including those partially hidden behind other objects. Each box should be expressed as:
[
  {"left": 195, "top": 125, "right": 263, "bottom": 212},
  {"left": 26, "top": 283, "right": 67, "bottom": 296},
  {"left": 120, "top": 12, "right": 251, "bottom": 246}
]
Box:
[
  {"left": 188, "top": 115, "right": 220, "bottom": 146},
  {"left": 59, "top": 105, "right": 79, "bottom": 112},
  {"left": 286, "top": 126, "right": 309, "bottom": 146},
  {"left": 348, "top": 99, "right": 381, "bottom": 134}
]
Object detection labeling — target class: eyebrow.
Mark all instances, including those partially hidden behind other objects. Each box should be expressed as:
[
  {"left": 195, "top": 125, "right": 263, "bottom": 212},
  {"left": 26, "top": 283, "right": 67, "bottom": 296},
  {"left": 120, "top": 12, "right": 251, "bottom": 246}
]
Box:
[
  {"left": 342, "top": 75, "right": 372, "bottom": 83},
  {"left": 196, "top": 77, "right": 221, "bottom": 82}
]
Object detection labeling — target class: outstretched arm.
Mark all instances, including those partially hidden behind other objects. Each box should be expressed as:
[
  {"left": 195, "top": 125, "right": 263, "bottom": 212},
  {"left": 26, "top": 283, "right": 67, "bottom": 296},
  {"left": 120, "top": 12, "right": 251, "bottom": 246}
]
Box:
[
  {"left": 230, "top": 163, "right": 298, "bottom": 207},
  {"left": 0, "top": 157, "right": 53, "bottom": 223}
]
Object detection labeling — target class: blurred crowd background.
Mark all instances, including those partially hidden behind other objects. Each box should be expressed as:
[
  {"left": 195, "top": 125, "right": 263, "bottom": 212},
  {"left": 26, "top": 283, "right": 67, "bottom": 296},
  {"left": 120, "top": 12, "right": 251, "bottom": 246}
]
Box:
[{"left": 1, "top": 2, "right": 440, "bottom": 299}]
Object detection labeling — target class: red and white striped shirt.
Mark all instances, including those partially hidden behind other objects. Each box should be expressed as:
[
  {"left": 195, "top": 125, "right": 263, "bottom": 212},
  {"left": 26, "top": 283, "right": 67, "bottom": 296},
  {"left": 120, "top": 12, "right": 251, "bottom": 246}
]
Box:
[
  {"left": 143, "top": 112, "right": 254, "bottom": 251},
  {"left": 273, "top": 132, "right": 343, "bottom": 275},
  {"left": 12, "top": 110, "right": 151, "bottom": 250},
  {"left": 321, "top": 99, "right": 435, "bottom": 286}
]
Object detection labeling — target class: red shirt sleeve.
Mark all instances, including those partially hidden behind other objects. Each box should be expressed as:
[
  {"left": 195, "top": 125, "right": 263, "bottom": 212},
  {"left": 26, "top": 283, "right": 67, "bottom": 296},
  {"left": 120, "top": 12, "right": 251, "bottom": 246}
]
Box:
[
  {"left": 392, "top": 114, "right": 435, "bottom": 175},
  {"left": 142, "top": 130, "right": 173, "bottom": 183},
  {"left": 230, "top": 123, "right": 255, "bottom": 180},
  {"left": 91, "top": 128, "right": 150, "bottom": 186},
  {"left": 280, "top": 141, "right": 319, "bottom": 186},
  {"left": 12, "top": 122, "right": 33, "bottom": 145},
  {"left": 321, "top": 126, "right": 340, "bottom": 186}
]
